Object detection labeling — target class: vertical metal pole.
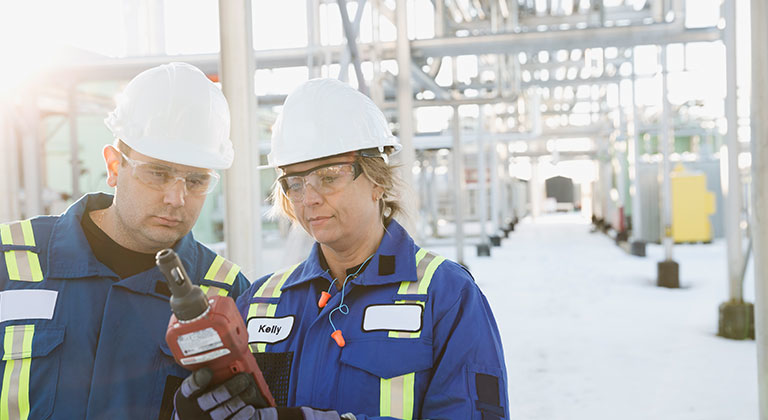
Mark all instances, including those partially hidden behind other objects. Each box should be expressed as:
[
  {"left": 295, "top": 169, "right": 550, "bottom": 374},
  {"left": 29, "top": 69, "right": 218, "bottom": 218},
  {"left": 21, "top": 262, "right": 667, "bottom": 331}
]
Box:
[
  {"left": 69, "top": 85, "right": 81, "bottom": 200},
  {"left": 660, "top": 46, "right": 673, "bottom": 261},
  {"left": 477, "top": 107, "right": 488, "bottom": 242},
  {"left": 750, "top": 0, "right": 768, "bottom": 416},
  {"left": 490, "top": 133, "right": 500, "bottom": 231},
  {"left": 395, "top": 0, "right": 419, "bottom": 235},
  {"left": 0, "top": 100, "right": 21, "bottom": 222},
  {"left": 370, "top": 0, "right": 384, "bottom": 106},
  {"left": 724, "top": 0, "right": 744, "bottom": 302},
  {"left": 428, "top": 152, "right": 439, "bottom": 236},
  {"left": 307, "top": 0, "right": 320, "bottom": 78},
  {"left": 452, "top": 105, "right": 466, "bottom": 265},
  {"left": 530, "top": 156, "right": 541, "bottom": 220},
  {"left": 20, "top": 95, "right": 42, "bottom": 217},
  {"left": 219, "top": 0, "right": 258, "bottom": 275},
  {"left": 630, "top": 53, "right": 644, "bottom": 240}
]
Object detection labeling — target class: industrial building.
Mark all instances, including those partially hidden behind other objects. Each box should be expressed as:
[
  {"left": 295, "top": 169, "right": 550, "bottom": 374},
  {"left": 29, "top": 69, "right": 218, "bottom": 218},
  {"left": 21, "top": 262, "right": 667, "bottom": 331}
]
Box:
[{"left": 0, "top": 0, "right": 764, "bottom": 418}]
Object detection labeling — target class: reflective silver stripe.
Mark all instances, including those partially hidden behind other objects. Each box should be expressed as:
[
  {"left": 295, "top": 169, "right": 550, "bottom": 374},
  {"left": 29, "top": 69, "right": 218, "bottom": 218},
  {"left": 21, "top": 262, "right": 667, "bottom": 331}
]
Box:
[
  {"left": 2, "top": 325, "right": 34, "bottom": 420},
  {"left": 405, "top": 252, "right": 437, "bottom": 295}
]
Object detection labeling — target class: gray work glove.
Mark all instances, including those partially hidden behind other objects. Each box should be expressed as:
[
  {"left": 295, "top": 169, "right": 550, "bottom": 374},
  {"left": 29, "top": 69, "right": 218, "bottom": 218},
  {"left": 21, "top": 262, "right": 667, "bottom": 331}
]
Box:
[
  {"left": 174, "top": 367, "right": 267, "bottom": 420},
  {"left": 248, "top": 407, "right": 351, "bottom": 420}
]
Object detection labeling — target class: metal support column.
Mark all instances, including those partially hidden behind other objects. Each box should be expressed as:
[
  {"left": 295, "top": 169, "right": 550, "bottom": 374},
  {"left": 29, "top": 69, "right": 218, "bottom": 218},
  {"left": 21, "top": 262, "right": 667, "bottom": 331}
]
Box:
[
  {"left": 489, "top": 131, "right": 501, "bottom": 235},
  {"left": 452, "top": 106, "right": 466, "bottom": 266},
  {"left": 657, "top": 45, "right": 679, "bottom": 288},
  {"left": 69, "top": 85, "right": 81, "bottom": 200},
  {"left": 307, "top": 0, "right": 321, "bottom": 78},
  {"left": 0, "top": 100, "right": 21, "bottom": 222},
  {"left": 219, "top": 0, "right": 259, "bottom": 275},
  {"left": 476, "top": 107, "right": 490, "bottom": 256},
  {"left": 20, "top": 96, "right": 43, "bottom": 218},
  {"left": 428, "top": 152, "right": 439, "bottom": 237},
  {"left": 395, "top": 0, "right": 419, "bottom": 235},
  {"left": 718, "top": 0, "right": 753, "bottom": 340},
  {"left": 750, "top": 0, "right": 768, "bottom": 417},
  {"left": 629, "top": 54, "right": 646, "bottom": 256}
]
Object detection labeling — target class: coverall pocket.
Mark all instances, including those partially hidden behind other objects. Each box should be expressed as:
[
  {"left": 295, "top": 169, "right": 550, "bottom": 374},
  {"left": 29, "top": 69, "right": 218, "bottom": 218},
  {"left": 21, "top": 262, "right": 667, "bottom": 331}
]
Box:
[
  {"left": 155, "top": 341, "right": 191, "bottom": 420},
  {"left": 0, "top": 323, "right": 65, "bottom": 420},
  {"left": 339, "top": 338, "right": 433, "bottom": 418}
]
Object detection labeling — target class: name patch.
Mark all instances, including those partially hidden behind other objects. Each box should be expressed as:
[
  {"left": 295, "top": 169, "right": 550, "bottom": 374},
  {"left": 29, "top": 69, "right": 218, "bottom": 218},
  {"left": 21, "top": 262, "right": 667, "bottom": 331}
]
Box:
[
  {"left": 0, "top": 289, "right": 58, "bottom": 323},
  {"left": 247, "top": 316, "right": 294, "bottom": 344},
  {"left": 362, "top": 304, "right": 423, "bottom": 332}
]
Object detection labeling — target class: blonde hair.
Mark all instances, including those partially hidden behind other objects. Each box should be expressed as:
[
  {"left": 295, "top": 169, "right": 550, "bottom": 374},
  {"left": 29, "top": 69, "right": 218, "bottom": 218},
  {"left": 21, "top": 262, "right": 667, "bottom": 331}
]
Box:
[{"left": 268, "top": 150, "right": 403, "bottom": 227}]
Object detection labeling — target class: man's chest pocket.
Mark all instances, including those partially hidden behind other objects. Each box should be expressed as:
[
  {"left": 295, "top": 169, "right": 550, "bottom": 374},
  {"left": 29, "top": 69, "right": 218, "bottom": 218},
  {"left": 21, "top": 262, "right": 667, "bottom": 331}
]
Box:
[
  {"left": 0, "top": 324, "right": 65, "bottom": 420},
  {"left": 338, "top": 338, "right": 433, "bottom": 419}
]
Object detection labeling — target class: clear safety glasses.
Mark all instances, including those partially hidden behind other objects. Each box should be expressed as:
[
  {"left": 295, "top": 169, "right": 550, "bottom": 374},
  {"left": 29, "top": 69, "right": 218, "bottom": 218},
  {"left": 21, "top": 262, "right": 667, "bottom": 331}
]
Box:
[
  {"left": 120, "top": 152, "right": 220, "bottom": 196},
  {"left": 277, "top": 162, "right": 363, "bottom": 203}
]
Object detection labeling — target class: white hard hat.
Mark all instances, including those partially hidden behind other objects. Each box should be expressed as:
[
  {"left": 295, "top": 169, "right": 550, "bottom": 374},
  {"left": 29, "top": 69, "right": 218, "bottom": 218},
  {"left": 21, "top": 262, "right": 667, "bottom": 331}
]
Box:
[
  {"left": 264, "top": 78, "right": 401, "bottom": 168},
  {"left": 104, "top": 62, "right": 234, "bottom": 170}
]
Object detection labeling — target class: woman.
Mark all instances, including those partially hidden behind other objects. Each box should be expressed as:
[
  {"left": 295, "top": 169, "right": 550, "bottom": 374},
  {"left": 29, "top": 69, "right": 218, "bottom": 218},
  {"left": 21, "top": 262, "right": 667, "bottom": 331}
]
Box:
[{"left": 175, "top": 79, "right": 509, "bottom": 420}]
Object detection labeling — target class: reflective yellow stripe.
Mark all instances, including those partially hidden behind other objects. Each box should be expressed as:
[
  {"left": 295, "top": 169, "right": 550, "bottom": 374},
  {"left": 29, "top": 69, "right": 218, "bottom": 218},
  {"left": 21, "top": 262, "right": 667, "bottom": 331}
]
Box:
[
  {"left": 204, "top": 256, "right": 225, "bottom": 281},
  {"left": 388, "top": 301, "right": 424, "bottom": 339},
  {"left": 1, "top": 224, "right": 20, "bottom": 282},
  {"left": 391, "top": 250, "right": 444, "bottom": 339},
  {"left": 246, "top": 264, "right": 300, "bottom": 353},
  {"left": 380, "top": 373, "right": 414, "bottom": 419},
  {"left": 380, "top": 376, "right": 391, "bottom": 417},
  {"left": 253, "top": 263, "right": 300, "bottom": 299},
  {"left": 418, "top": 255, "right": 445, "bottom": 295},
  {"left": 200, "top": 255, "right": 240, "bottom": 296},
  {"left": 19, "top": 222, "right": 35, "bottom": 247},
  {"left": 398, "top": 249, "right": 429, "bottom": 294},
  {"left": 1, "top": 325, "right": 34, "bottom": 420},
  {"left": 1, "top": 222, "right": 43, "bottom": 282},
  {"left": 199, "top": 285, "right": 229, "bottom": 297},
  {"left": 222, "top": 264, "right": 240, "bottom": 286}
]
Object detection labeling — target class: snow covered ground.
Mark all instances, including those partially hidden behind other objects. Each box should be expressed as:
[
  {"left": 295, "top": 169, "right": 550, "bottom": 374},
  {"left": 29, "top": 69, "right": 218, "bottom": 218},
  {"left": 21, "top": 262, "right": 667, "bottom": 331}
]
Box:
[
  {"left": 257, "top": 213, "right": 758, "bottom": 419},
  {"left": 425, "top": 213, "right": 758, "bottom": 420}
]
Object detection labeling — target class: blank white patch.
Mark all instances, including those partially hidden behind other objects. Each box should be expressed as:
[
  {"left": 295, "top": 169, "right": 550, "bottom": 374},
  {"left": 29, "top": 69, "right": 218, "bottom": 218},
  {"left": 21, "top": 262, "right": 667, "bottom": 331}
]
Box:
[
  {"left": 0, "top": 289, "right": 58, "bottom": 323},
  {"left": 363, "top": 304, "right": 423, "bottom": 332}
]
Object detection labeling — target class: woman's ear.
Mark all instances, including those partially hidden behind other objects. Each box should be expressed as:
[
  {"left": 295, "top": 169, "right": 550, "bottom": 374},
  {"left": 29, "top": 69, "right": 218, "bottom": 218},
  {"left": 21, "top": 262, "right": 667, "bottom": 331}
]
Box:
[{"left": 103, "top": 145, "right": 121, "bottom": 188}]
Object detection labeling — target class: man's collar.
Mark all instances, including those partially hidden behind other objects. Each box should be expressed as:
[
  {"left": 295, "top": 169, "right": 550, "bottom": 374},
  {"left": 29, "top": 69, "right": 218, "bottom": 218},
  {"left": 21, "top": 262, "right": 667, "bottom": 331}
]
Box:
[{"left": 46, "top": 192, "right": 199, "bottom": 281}]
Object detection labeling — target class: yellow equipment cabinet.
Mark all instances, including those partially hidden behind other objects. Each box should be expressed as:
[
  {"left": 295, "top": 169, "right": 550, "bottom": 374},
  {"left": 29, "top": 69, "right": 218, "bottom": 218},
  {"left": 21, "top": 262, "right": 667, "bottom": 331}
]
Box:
[{"left": 670, "top": 164, "right": 716, "bottom": 243}]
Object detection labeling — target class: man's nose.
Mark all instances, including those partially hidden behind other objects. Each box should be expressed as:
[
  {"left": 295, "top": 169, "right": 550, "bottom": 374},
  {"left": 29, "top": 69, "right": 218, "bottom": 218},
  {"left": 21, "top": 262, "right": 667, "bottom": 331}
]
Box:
[{"left": 163, "top": 178, "right": 187, "bottom": 207}]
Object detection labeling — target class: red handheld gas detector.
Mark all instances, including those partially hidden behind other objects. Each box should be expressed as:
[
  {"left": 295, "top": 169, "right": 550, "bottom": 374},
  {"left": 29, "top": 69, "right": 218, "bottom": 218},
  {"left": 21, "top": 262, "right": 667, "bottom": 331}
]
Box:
[{"left": 156, "top": 249, "right": 275, "bottom": 407}]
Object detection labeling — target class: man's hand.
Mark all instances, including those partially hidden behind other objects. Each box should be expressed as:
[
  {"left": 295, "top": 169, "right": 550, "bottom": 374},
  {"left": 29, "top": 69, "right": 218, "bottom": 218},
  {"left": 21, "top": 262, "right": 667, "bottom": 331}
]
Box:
[
  {"left": 174, "top": 367, "right": 266, "bottom": 420},
  {"left": 249, "top": 407, "right": 347, "bottom": 420}
]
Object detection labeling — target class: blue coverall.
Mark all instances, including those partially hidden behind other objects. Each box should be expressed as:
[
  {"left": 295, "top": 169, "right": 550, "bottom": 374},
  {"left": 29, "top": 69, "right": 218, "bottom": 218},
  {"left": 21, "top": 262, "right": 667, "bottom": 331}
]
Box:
[
  {"left": 0, "top": 193, "right": 249, "bottom": 420},
  {"left": 237, "top": 220, "right": 509, "bottom": 420}
]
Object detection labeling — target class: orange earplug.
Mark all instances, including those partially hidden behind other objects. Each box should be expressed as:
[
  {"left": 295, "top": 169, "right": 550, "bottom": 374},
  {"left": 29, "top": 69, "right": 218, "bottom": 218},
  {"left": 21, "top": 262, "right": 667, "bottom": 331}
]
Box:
[
  {"left": 318, "top": 291, "right": 331, "bottom": 308},
  {"left": 331, "top": 329, "right": 345, "bottom": 347}
]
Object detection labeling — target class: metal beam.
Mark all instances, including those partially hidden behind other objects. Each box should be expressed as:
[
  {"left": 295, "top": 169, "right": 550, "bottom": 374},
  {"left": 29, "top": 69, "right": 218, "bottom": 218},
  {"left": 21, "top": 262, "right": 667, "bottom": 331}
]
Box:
[
  {"left": 51, "top": 25, "right": 721, "bottom": 81},
  {"left": 337, "top": 0, "right": 368, "bottom": 93}
]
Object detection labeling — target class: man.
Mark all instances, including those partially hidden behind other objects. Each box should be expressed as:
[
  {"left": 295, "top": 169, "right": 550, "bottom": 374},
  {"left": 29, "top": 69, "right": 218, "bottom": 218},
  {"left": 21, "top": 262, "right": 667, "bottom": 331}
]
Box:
[{"left": 0, "top": 62, "right": 250, "bottom": 420}]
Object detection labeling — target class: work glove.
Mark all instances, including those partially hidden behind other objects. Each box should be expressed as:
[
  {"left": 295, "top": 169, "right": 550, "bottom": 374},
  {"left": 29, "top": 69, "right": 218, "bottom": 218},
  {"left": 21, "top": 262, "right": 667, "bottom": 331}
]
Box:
[
  {"left": 174, "top": 367, "right": 267, "bottom": 420},
  {"left": 248, "top": 407, "right": 355, "bottom": 420}
]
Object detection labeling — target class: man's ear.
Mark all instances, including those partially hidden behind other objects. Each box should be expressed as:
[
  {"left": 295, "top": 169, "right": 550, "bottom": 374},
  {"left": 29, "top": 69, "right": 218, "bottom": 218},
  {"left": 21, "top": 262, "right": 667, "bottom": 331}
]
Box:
[{"left": 103, "top": 145, "right": 121, "bottom": 188}]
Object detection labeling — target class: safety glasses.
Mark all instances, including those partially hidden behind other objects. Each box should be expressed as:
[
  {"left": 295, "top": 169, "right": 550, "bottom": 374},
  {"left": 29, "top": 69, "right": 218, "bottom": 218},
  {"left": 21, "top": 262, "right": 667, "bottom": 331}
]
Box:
[
  {"left": 277, "top": 162, "right": 363, "bottom": 202},
  {"left": 120, "top": 152, "right": 220, "bottom": 196}
]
